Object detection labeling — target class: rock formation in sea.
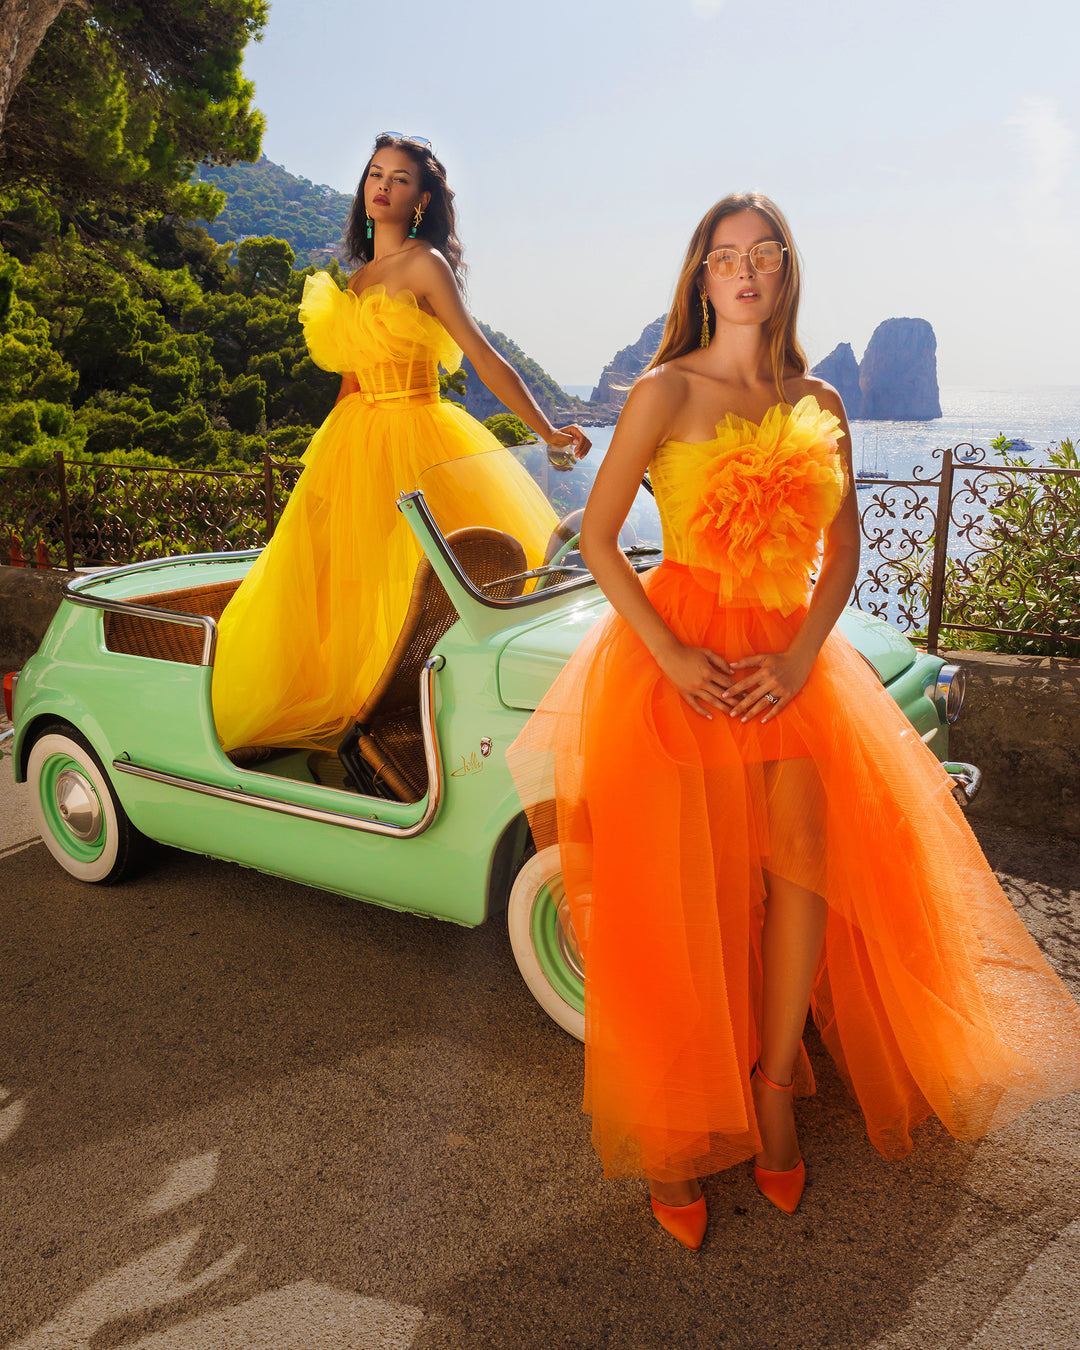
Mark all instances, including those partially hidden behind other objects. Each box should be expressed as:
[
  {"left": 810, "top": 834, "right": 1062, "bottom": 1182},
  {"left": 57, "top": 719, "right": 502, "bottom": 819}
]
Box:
[
  {"left": 810, "top": 342, "right": 862, "bottom": 418},
  {"left": 589, "top": 315, "right": 668, "bottom": 416},
  {"left": 858, "top": 318, "right": 941, "bottom": 420}
]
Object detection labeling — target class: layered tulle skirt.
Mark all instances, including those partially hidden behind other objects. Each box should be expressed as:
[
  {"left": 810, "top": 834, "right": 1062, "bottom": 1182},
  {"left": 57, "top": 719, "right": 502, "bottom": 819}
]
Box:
[
  {"left": 212, "top": 396, "right": 555, "bottom": 751},
  {"left": 508, "top": 560, "right": 1080, "bottom": 1181}
]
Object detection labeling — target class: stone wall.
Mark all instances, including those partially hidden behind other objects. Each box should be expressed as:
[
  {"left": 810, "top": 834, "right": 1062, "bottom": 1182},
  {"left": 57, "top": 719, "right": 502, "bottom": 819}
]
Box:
[
  {"left": 943, "top": 648, "right": 1079, "bottom": 840},
  {"left": 1, "top": 567, "right": 1076, "bottom": 837},
  {"left": 0, "top": 567, "right": 78, "bottom": 671}
]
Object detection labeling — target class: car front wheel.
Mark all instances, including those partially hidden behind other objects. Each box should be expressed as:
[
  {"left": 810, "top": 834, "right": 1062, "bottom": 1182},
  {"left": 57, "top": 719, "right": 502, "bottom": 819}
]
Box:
[
  {"left": 27, "top": 724, "right": 141, "bottom": 883},
  {"left": 507, "top": 844, "right": 586, "bottom": 1041}
]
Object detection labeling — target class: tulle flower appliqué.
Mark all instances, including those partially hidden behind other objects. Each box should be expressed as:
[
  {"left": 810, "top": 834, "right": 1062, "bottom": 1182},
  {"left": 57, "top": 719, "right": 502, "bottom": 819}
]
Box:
[{"left": 687, "top": 396, "right": 846, "bottom": 614}]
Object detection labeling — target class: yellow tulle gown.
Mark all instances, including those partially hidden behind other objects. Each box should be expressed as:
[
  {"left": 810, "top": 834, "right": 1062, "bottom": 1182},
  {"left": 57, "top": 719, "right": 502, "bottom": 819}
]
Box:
[{"left": 212, "top": 272, "right": 557, "bottom": 752}]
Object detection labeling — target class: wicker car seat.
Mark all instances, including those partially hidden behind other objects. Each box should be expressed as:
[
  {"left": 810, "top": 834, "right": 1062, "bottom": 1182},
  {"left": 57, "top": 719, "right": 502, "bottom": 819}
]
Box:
[{"left": 331, "top": 526, "right": 528, "bottom": 803}]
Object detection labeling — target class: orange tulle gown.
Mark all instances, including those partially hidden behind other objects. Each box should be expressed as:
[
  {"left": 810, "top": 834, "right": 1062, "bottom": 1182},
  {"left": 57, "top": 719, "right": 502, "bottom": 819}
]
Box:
[
  {"left": 507, "top": 395, "right": 1080, "bottom": 1183},
  {"left": 212, "top": 273, "right": 557, "bottom": 752}
]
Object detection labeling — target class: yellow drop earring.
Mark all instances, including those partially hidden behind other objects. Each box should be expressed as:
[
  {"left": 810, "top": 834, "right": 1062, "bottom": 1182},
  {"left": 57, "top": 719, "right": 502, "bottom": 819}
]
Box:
[
  {"left": 410, "top": 203, "right": 424, "bottom": 238},
  {"left": 700, "top": 290, "right": 710, "bottom": 348}
]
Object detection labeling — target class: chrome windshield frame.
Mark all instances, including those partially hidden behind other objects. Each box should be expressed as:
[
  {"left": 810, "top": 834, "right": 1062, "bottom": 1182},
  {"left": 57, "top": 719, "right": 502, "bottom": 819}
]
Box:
[{"left": 399, "top": 489, "right": 661, "bottom": 610}]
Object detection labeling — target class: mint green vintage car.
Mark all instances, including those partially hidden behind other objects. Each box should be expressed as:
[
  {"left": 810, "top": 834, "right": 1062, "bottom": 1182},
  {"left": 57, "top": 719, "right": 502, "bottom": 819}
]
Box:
[{"left": 6, "top": 449, "right": 977, "bottom": 1040}]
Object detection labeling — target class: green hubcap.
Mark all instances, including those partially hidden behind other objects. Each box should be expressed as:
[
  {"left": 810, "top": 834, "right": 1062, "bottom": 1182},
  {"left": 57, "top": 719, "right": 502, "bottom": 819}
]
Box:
[
  {"left": 530, "top": 883, "right": 586, "bottom": 1015},
  {"left": 38, "top": 755, "right": 106, "bottom": 861}
]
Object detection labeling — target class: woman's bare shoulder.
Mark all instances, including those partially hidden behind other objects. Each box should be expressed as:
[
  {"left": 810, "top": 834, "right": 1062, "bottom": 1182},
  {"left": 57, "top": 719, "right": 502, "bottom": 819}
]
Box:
[
  {"left": 786, "top": 372, "right": 847, "bottom": 421},
  {"left": 629, "top": 362, "right": 691, "bottom": 412}
]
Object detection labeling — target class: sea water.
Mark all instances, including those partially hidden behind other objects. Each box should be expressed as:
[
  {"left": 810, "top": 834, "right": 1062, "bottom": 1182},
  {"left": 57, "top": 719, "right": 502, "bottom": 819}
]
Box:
[
  {"left": 574, "top": 384, "right": 1080, "bottom": 479},
  {"left": 551, "top": 385, "right": 1080, "bottom": 633}
]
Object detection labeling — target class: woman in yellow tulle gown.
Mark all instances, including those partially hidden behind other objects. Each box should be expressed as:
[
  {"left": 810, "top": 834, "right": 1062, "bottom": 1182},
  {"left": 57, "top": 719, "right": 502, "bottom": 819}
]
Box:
[
  {"left": 507, "top": 192, "right": 1080, "bottom": 1250},
  {"left": 213, "top": 133, "right": 589, "bottom": 752}
]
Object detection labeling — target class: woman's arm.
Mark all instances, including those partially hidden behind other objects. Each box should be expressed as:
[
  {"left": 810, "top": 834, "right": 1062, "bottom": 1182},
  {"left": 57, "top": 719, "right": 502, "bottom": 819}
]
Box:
[
  {"left": 408, "top": 250, "right": 590, "bottom": 455},
  {"left": 579, "top": 372, "right": 734, "bottom": 718},
  {"left": 335, "top": 370, "right": 360, "bottom": 406},
  {"left": 724, "top": 385, "right": 861, "bottom": 722}
]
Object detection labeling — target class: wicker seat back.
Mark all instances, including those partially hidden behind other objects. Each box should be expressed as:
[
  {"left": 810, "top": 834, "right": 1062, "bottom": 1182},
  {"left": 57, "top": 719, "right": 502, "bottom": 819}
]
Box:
[
  {"left": 339, "top": 527, "right": 528, "bottom": 802},
  {"left": 103, "top": 581, "right": 241, "bottom": 664}
]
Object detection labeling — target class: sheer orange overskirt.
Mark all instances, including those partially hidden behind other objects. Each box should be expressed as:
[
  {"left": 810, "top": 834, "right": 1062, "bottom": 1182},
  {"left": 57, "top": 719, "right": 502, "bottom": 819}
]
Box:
[
  {"left": 212, "top": 397, "right": 556, "bottom": 751},
  {"left": 507, "top": 560, "right": 1080, "bottom": 1181}
]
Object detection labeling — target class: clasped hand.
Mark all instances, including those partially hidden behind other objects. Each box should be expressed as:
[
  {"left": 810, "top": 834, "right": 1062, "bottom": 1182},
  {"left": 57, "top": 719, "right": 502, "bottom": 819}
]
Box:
[{"left": 660, "top": 642, "right": 812, "bottom": 722}]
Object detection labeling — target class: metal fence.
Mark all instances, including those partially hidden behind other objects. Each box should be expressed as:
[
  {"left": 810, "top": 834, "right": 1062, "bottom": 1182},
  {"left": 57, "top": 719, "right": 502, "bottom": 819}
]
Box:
[
  {"left": 3, "top": 445, "right": 1078, "bottom": 656},
  {"left": 0, "top": 452, "right": 301, "bottom": 570},
  {"left": 852, "top": 445, "right": 1079, "bottom": 655}
]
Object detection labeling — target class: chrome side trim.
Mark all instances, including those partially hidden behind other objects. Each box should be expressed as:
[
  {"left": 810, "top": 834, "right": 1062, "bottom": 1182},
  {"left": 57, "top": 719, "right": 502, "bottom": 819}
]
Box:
[
  {"left": 113, "top": 656, "right": 446, "bottom": 839},
  {"left": 65, "top": 551, "right": 260, "bottom": 595},
  {"left": 943, "top": 761, "right": 982, "bottom": 805}
]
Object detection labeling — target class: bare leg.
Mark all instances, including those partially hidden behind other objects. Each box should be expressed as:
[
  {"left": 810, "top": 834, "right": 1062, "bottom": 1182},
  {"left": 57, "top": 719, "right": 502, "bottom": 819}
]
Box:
[{"left": 754, "top": 871, "right": 828, "bottom": 1170}]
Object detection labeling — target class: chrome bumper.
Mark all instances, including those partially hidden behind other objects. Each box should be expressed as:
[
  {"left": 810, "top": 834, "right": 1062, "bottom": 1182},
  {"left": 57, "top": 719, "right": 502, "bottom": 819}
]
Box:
[{"left": 943, "top": 761, "right": 982, "bottom": 806}]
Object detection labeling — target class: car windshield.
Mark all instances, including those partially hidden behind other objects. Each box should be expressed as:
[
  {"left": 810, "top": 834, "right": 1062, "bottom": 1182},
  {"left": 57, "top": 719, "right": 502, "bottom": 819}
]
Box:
[{"left": 414, "top": 440, "right": 663, "bottom": 600}]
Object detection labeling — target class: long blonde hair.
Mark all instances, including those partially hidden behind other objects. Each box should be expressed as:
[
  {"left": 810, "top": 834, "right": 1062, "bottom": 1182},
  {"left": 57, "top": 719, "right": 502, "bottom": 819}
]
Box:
[{"left": 647, "top": 192, "right": 807, "bottom": 402}]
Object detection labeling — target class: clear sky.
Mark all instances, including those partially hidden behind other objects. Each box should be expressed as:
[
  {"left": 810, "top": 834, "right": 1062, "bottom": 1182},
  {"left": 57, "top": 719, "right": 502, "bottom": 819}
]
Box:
[{"left": 241, "top": 0, "right": 1078, "bottom": 392}]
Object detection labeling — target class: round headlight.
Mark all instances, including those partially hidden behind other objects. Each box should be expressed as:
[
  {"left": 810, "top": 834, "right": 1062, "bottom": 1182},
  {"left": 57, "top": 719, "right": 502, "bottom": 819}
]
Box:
[{"left": 934, "top": 664, "right": 967, "bottom": 724}]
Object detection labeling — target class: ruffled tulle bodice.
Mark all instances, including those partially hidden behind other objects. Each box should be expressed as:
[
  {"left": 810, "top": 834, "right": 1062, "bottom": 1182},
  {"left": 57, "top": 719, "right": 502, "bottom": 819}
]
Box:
[
  {"left": 298, "top": 270, "right": 462, "bottom": 402},
  {"left": 651, "top": 395, "right": 846, "bottom": 614}
]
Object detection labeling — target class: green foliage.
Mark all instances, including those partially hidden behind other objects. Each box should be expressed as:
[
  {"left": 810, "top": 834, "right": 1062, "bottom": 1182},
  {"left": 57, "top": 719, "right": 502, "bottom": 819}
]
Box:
[
  {"left": 0, "top": 189, "right": 337, "bottom": 477},
  {"left": 940, "top": 436, "right": 1080, "bottom": 657},
  {"left": 477, "top": 321, "right": 586, "bottom": 415},
  {"left": 439, "top": 367, "right": 467, "bottom": 403},
  {"left": 236, "top": 236, "right": 295, "bottom": 296},
  {"left": 1, "top": 3, "right": 267, "bottom": 218},
  {"left": 483, "top": 413, "right": 534, "bottom": 447},
  {"left": 196, "top": 156, "right": 354, "bottom": 265}
]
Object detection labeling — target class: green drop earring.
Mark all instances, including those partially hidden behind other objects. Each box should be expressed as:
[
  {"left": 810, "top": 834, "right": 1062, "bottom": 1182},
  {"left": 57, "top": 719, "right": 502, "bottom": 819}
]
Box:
[
  {"left": 410, "top": 203, "right": 424, "bottom": 239},
  {"left": 365, "top": 213, "right": 373, "bottom": 242}
]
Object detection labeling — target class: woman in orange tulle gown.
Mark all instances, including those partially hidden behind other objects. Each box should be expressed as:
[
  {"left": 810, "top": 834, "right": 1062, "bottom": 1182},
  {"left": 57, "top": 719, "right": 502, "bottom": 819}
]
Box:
[
  {"left": 507, "top": 192, "right": 1080, "bottom": 1250},
  {"left": 212, "top": 134, "right": 589, "bottom": 752}
]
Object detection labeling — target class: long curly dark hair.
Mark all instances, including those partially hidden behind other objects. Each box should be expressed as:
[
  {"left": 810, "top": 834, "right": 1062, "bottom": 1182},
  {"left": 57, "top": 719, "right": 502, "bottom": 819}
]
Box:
[{"left": 343, "top": 135, "right": 467, "bottom": 289}]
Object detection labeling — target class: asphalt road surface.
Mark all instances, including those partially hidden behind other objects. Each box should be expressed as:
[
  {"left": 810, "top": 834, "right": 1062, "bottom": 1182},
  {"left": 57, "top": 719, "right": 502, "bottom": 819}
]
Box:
[{"left": 2, "top": 731, "right": 1079, "bottom": 1349}]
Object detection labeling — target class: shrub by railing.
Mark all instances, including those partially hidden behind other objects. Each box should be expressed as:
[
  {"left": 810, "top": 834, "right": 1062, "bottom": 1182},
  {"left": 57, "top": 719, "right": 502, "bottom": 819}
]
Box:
[{"left": 3, "top": 443, "right": 1078, "bottom": 657}]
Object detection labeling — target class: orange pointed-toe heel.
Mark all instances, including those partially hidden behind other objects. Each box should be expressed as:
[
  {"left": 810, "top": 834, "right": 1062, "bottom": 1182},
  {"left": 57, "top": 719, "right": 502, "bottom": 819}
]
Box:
[
  {"left": 753, "top": 1156, "right": 805, "bottom": 1216},
  {"left": 650, "top": 1193, "right": 708, "bottom": 1250},
  {"left": 752, "top": 1063, "right": 806, "bottom": 1216}
]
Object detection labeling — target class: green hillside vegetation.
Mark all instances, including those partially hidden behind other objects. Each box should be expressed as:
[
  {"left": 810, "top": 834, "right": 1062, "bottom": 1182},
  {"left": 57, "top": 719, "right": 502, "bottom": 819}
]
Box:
[
  {"left": 0, "top": 0, "right": 576, "bottom": 521},
  {"left": 197, "top": 156, "right": 354, "bottom": 264},
  {"left": 477, "top": 321, "right": 586, "bottom": 416},
  {"left": 0, "top": 202, "right": 342, "bottom": 474}
]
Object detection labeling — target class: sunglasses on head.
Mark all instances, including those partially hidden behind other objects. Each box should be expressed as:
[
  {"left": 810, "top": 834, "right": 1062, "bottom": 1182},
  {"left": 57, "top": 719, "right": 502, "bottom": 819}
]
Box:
[{"left": 378, "top": 131, "right": 434, "bottom": 151}]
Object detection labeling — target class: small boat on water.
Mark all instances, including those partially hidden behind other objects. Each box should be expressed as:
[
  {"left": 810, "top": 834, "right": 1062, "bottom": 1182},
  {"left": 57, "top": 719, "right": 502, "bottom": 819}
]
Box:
[{"left": 856, "top": 438, "right": 888, "bottom": 488}]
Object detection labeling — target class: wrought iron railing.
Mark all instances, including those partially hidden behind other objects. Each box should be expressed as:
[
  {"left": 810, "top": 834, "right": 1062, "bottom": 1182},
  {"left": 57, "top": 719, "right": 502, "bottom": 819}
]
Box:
[
  {"left": 0, "top": 452, "right": 302, "bottom": 570},
  {"left": 853, "top": 445, "right": 1079, "bottom": 655},
  {"left": 3, "top": 445, "right": 1078, "bottom": 656}
]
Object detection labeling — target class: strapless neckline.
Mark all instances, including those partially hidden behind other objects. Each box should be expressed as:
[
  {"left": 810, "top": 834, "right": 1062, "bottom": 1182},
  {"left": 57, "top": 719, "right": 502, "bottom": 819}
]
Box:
[{"left": 660, "top": 394, "right": 827, "bottom": 450}]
